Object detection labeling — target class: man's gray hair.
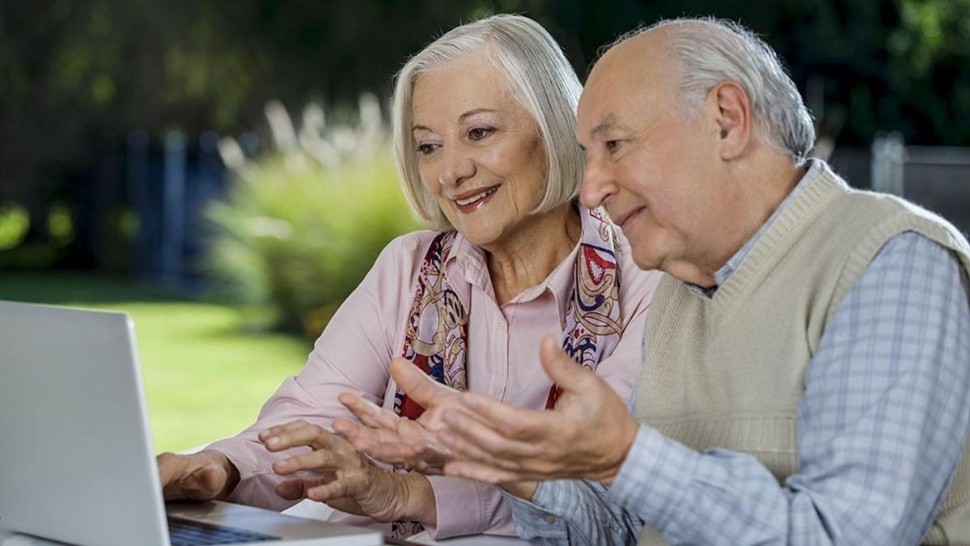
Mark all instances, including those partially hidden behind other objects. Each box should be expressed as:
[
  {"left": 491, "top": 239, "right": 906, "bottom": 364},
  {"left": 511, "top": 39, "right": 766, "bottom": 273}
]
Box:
[
  {"left": 392, "top": 14, "right": 584, "bottom": 231},
  {"left": 610, "top": 18, "right": 816, "bottom": 162}
]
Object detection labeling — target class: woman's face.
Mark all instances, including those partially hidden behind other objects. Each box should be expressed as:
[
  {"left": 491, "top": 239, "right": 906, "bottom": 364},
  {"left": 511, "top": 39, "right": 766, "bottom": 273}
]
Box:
[{"left": 411, "top": 51, "right": 548, "bottom": 250}]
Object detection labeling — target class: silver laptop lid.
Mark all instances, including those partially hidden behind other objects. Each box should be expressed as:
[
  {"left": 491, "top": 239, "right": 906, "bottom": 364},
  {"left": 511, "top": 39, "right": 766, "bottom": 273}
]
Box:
[{"left": 0, "top": 301, "right": 169, "bottom": 546}]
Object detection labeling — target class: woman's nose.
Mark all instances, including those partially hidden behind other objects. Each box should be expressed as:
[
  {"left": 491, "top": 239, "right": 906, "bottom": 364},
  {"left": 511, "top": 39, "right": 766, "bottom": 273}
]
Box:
[{"left": 438, "top": 145, "right": 475, "bottom": 187}]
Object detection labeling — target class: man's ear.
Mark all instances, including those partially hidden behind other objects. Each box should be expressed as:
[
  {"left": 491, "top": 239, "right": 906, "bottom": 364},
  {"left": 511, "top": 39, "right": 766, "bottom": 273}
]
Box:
[{"left": 711, "top": 81, "right": 752, "bottom": 160}]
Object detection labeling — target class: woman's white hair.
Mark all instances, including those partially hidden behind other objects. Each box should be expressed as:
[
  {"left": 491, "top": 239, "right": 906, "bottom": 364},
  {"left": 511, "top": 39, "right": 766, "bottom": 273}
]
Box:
[
  {"left": 392, "top": 14, "right": 584, "bottom": 231},
  {"left": 610, "top": 17, "right": 816, "bottom": 163}
]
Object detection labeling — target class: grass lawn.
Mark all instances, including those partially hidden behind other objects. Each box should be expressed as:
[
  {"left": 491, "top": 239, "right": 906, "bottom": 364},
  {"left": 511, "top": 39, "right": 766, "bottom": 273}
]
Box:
[{"left": 0, "top": 272, "right": 311, "bottom": 453}]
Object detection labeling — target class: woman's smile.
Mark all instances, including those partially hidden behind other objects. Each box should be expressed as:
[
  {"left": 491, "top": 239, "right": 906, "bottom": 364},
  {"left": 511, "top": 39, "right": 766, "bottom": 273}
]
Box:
[{"left": 453, "top": 185, "right": 500, "bottom": 213}]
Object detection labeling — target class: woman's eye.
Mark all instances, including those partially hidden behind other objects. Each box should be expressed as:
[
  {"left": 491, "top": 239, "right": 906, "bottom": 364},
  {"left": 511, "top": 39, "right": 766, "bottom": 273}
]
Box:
[
  {"left": 417, "top": 143, "right": 438, "bottom": 155},
  {"left": 605, "top": 140, "right": 621, "bottom": 152},
  {"left": 468, "top": 127, "right": 493, "bottom": 140}
]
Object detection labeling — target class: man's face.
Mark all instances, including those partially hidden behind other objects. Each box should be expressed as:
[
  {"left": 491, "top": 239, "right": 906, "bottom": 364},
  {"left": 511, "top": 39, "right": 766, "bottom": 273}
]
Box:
[{"left": 576, "top": 34, "right": 731, "bottom": 281}]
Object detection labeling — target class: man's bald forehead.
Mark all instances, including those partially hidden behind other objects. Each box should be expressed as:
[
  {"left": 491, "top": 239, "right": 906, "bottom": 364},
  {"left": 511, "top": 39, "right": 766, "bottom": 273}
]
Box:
[
  {"left": 589, "top": 26, "right": 676, "bottom": 87},
  {"left": 601, "top": 18, "right": 724, "bottom": 57},
  {"left": 594, "top": 23, "right": 670, "bottom": 68},
  {"left": 585, "top": 29, "right": 680, "bottom": 101}
]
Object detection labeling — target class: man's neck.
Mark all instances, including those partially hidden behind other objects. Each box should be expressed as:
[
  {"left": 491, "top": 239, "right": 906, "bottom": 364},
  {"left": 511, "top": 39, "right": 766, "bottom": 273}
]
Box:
[{"left": 674, "top": 156, "right": 808, "bottom": 288}]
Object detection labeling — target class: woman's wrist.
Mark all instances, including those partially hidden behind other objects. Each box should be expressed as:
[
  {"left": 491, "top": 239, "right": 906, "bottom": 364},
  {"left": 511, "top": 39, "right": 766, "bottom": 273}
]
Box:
[
  {"left": 200, "top": 449, "right": 240, "bottom": 499},
  {"left": 400, "top": 471, "right": 437, "bottom": 526}
]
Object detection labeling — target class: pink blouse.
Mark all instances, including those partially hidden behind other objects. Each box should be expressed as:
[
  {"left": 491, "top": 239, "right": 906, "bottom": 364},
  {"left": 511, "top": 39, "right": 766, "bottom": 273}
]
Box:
[{"left": 207, "top": 226, "right": 662, "bottom": 539}]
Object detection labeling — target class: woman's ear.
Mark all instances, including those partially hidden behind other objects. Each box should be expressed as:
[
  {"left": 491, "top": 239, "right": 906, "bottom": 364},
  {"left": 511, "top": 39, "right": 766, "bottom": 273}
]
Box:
[{"left": 711, "top": 81, "right": 752, "bottom": 160}]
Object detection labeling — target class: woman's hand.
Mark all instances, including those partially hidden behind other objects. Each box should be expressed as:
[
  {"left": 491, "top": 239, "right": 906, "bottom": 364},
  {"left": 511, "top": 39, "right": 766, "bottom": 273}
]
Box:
[
  {"left": 156, "top": 449, "right": 239, "bottom": 501},
  {"left": 259, "top": 420, "right": 436, "bottom": 525}
]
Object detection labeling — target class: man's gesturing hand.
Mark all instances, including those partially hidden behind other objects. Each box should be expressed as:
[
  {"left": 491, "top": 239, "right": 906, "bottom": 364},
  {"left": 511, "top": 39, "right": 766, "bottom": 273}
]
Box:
[{"left": 436, "top": 335, "right": 639, "bottom": 485}]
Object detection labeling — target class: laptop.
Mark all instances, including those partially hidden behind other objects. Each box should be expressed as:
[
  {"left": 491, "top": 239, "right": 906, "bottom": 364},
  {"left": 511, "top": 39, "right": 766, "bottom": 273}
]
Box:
[{"left": 0, "top": 300, "right": 383, "bottom": 546}]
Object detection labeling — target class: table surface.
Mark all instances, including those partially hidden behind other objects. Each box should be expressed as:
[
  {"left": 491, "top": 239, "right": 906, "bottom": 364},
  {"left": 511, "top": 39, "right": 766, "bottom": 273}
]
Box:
[{"left": 0, "top": 522, "right": 529, "bottom": 545}]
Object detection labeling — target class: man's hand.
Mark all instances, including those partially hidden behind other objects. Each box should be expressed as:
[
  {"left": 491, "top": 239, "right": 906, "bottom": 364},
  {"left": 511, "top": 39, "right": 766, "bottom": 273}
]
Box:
[
  {"left": 157, "top": 450, "right": 239, "bottom": 501},
  {"left": 259, "top": 420, "right": 436, "bottom": 525},
  {"left": 335, "top": 359, "right": 541, "bottom": 501},
  {"left": 332, "top": 357, "right": 462, "bottom": 474},
  {"left": 435, "top": 335, "right": 639, "bottom": 485}
]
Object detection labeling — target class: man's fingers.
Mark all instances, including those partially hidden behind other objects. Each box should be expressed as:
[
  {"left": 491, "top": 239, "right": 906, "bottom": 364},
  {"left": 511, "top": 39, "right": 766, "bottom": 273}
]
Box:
[
  {"left": 339, "top": 392, "right": 401, "bottom": 431},
  {"left": 333, "top": 417, "right": 408, "bottom": 453},
  {"left": 539, "top": 334, "right": 592, "bottom": 392},
  {"left": 458, "top": 392, "right": 548, "bottom": 442},
  {"left": 442, "top": 408, "right": 539, "bottom": 466},
  {"left": 332, "top": 418, "right": 387, "bottom": 451},
  {"left": 390, "top": 357, "right": 452, "bottom": 407},
  {"left": 331, "top": 418, "right": 362, "bottom": 440},
  {"left": 356, "top": 439, "right": 417, "bottom": 466},
  {"left": 415, "top": 439, "right": 453, "bottom": 463},
  {"left": 444, "top": 460, "right": 526, "bottom": 484}
]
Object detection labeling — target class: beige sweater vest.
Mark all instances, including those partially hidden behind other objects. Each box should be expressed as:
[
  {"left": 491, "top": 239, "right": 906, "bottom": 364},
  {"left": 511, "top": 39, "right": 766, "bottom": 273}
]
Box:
[{"left": 633, "top": 166, "right": 970, "bottom": 545}]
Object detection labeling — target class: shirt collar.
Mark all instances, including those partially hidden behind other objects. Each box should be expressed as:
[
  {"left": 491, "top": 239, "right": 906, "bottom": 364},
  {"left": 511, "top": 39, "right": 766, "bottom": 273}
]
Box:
[{"left": 443, "top": 206, "right": 595, "bottom": 316}]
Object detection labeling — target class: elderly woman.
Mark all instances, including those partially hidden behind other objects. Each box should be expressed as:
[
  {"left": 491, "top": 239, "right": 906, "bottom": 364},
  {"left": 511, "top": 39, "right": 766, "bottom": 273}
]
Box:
[{"left": 157, "top": 14, "right": 661, "bottom": 540}]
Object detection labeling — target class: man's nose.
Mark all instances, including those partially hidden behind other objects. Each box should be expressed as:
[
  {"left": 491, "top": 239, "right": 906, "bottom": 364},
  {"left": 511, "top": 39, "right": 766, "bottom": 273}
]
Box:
[{"left": 579, "top": 157, "right": 615, "bottom": 209}]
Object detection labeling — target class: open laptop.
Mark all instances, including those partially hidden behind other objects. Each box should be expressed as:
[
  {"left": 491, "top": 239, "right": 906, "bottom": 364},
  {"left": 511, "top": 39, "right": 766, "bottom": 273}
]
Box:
[{"left": 0, "top": 300, "right": 383, "bottom": 546}]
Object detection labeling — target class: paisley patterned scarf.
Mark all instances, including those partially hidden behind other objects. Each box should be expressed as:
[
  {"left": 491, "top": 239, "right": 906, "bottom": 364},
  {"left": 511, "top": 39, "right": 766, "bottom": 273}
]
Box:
[
  {"left": 394, "top": 206, "right": 622, "bottom": 415},
  {"left": 389, "top": 206, "right": 622, "bottom": 537}
]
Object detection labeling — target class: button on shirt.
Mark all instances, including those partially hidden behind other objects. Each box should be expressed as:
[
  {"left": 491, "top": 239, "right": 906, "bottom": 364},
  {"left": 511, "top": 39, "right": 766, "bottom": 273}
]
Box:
[
  {"left": 208, "top": 223, "right": 662, "bottom": 539},
  {"left": 506, "top": 161, "right": 970, "bottom": 544}
]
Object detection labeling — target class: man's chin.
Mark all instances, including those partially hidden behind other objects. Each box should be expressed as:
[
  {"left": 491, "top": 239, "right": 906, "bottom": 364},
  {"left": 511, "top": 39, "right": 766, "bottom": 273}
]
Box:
[{"left": 630, "top": 252, "right": 663, "bottom": 272}]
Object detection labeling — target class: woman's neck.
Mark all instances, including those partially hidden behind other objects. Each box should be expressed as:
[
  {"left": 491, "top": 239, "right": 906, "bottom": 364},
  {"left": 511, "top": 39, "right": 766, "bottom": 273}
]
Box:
[{"left": 485, "top": 203, "right": 582, "bottom": 306}]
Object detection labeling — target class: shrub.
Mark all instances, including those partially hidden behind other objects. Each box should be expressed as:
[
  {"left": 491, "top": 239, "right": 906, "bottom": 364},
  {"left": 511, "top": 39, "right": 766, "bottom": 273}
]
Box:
[{"left": 207, "top": 96, "right": 420, "bottom": 337}]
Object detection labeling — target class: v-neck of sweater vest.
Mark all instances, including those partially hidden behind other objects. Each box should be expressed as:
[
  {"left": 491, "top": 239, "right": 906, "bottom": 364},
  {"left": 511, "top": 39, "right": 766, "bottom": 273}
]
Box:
[{"left": 704, "top": 167, "right": 845, "bottom": 314}]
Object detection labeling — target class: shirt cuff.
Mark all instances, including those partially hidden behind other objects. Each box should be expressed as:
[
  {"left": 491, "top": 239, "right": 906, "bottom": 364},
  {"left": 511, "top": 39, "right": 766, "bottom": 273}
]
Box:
[
  {"left": 206, "top": 437, "right": 260, "bottom": 481},
  {"left": 424, "top": 475, "right": 513, "bottom": 539},
  {"left": 206, "top": 437, "right": 294, "bottom": 511},
  {"left": 607, "top": 425, "right": 699, "bottom": 532},
  {"left": 503, "top": 483, "right": 569, "bottom": 541}
]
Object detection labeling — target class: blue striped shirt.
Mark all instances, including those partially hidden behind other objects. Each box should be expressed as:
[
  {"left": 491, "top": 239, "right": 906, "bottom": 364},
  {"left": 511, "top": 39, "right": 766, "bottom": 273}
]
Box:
[{"left": 506, "top": 167, "right": 970, "bottom": 544}]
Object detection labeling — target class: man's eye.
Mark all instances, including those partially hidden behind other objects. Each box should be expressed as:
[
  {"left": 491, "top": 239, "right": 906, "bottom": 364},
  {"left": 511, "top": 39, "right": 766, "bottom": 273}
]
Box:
[{"left": 468, "top": 127, "right": 494, "bottom": 140}]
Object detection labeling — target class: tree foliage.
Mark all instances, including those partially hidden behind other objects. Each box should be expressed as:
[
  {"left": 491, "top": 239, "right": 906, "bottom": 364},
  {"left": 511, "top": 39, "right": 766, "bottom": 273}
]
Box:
[{"left": 0, "top": 0, "right": 967, "bottom": 268}]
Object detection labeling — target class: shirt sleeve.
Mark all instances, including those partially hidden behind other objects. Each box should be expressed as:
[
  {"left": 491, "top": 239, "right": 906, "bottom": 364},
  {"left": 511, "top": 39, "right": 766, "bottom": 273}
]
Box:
[
  {"left": 606, "top": 232, "right": 970, "bottom": 544},
  {"left": 207, "top": 234, "right": 420, "bottom": 511},
  {"left": 505, "top": 479, "right": 641, "bottom": 545}
]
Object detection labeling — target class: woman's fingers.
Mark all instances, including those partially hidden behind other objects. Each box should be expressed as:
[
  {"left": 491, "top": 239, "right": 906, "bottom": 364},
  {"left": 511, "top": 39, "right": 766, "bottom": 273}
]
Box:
[
  {"left": 275, "top": 475, "right": 336, "bottom": 501},
  {"left": 306, "top": 476, "right": 357, "bottom": 502},
  {"left": 273, "top": 446, "right": 344, "bottom": 475},
  {"left": 157, "top": 452, "right": 228, "bottom": 501},
  {"left": 259, "top": 420, "right": 339, "bottom": 452}
]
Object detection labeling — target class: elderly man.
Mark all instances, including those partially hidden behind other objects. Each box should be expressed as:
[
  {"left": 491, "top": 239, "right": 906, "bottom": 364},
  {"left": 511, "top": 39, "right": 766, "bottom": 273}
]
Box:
[{"left": 335, "top": 18, "right": 970, "bottom": 544}]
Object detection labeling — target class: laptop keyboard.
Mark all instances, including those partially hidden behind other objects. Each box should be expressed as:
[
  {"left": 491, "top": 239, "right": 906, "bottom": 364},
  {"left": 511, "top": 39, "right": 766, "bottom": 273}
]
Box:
[{"left": 167, "top": 516, "right": 281, "bottom": 545}]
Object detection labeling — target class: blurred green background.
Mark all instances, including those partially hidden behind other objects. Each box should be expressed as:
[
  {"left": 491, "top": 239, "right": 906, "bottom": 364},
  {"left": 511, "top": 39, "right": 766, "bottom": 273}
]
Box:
[
  {"left": 1, "top": 0, "right": 968, "bottom": 452},
  {"left": 0, "top": 272, "right": 308, "bottom": 452}
]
